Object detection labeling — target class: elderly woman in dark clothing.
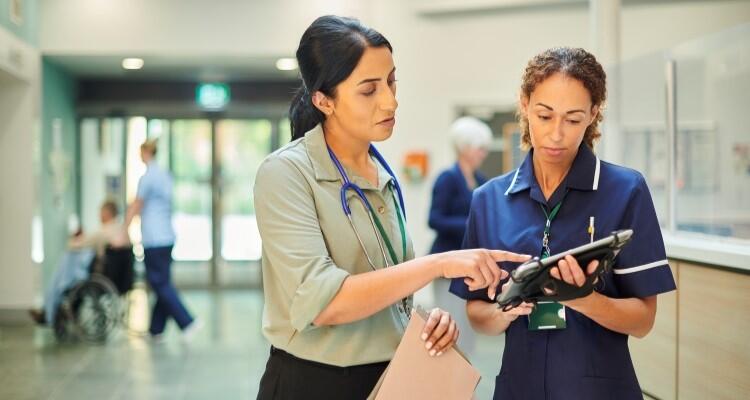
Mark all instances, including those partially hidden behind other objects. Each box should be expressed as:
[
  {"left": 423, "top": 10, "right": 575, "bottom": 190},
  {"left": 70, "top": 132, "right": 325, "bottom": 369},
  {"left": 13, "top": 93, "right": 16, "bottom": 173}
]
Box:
[{"left": 428, "top": 116, "right": 492, "bottom": 355}]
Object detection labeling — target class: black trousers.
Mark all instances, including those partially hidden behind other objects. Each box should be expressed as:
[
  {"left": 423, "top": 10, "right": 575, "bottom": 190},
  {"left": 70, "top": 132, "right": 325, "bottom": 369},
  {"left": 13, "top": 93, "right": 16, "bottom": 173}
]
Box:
[{"left": 257, "top": 347, "right": 388, "bottom": 400}]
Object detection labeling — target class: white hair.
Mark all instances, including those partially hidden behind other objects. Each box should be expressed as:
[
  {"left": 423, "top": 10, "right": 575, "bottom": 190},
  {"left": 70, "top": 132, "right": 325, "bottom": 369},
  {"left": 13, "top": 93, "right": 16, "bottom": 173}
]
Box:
[{"left": 450, "top": 116, "right": 492, "bottom": 154}]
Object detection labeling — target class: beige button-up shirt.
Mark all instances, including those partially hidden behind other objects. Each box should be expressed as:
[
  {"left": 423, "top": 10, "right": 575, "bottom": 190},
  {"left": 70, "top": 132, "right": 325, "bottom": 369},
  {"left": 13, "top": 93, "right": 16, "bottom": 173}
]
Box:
[
  {"left": 68, "top": 221, "right": 131, "bottom": 258},
  {"left": 254, "top": 124, "right": 414, "bottom": 367}
]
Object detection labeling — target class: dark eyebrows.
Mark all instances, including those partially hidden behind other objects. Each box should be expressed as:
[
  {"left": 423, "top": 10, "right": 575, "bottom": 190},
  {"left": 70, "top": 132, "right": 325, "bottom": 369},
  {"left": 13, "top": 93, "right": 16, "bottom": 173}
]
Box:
[
  {"left": 357, "top": 67, "right": 397, "bottom": 86},
  {"left": 357, "top": 78, "right": 380, "bottom": 85},
  {"left": 534, "top": 102, "right": 586, "bottom": 115}
]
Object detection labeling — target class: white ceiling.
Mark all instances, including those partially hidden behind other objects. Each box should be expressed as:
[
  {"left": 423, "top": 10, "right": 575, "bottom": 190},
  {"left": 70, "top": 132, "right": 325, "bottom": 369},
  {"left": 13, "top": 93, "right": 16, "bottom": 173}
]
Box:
[
  {"left": 39, "top": 0, "right": 372, "bottom": 81},
  {"left": 45, "top": 53, "right": 299, "bottom": 81}
]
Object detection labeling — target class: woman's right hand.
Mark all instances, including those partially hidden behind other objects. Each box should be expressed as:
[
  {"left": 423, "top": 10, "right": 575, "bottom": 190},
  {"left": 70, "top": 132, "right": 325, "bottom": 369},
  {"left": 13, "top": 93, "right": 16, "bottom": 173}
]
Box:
[{"left": 438, "top": 249, "right": 531, "bottom": 300}]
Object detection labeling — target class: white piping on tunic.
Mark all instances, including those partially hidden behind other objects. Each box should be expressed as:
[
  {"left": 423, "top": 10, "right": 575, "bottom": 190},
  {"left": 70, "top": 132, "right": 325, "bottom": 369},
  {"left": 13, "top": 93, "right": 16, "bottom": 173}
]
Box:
[
  {"left": 613, "top": 259, "right": 669, "bottom": 275},
  {"left": 504, "top": 168, "right": 520, "bottom": 196},
  {"left": 593, "top": 157, "right": 601, "bottom": 190}
]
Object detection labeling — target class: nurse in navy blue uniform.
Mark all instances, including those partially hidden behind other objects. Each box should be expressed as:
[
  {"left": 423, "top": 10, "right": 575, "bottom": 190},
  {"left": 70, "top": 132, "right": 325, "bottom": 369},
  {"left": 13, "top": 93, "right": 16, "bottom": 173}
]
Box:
[{"left": 450, "top": 47, "right": 676, "bottom": 400}]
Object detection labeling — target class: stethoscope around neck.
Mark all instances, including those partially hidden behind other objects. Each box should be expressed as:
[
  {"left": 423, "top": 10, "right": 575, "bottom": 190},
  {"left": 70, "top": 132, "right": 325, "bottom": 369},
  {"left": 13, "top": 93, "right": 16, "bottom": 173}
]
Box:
[
  {"left": 327, "top": 144, "right": 406, "bottom": 220},
  {"left": 327, "top": 143, "right": 412, "bottom": 324},
  {"left": 326, "top": 144, "right": 407, "bottom": 269}
]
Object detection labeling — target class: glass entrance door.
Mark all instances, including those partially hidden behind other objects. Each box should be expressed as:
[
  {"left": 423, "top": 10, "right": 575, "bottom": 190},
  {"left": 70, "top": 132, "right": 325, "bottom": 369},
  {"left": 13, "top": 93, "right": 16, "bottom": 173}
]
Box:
[
  {"left": 215, "top": 119, "right": 273, "bottom": 285},
  {"left": 170, "top": 119, "right": 214, "bottom": 283},
  {"left": 99, "top": 116, "right": 284, "bottom": 287}
]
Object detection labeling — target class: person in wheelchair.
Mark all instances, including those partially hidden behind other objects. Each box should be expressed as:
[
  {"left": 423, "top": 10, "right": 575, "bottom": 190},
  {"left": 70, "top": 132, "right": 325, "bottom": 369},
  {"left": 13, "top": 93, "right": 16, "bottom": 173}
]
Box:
[{"left": 29, "top": 200, "right": 131, "bottom": 326}]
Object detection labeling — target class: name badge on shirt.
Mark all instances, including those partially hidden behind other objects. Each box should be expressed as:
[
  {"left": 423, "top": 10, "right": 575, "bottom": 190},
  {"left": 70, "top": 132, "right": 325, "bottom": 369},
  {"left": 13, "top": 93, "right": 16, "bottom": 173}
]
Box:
[{"left": 528, "top": 301, "right": 566, "bottom": 330}]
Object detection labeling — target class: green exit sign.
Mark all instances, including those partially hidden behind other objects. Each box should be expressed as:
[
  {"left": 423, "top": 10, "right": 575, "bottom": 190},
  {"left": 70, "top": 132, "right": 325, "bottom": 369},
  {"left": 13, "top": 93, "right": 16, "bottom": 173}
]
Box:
[{"left": 196, "top": 83, "right": 230, "bottom": 110}]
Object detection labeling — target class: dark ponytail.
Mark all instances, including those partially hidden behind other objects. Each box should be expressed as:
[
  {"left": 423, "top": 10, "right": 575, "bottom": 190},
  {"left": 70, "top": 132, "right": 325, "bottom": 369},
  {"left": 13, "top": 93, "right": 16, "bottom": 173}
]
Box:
[
  {"left": 289, "top": 85, "right": 325, "bottom": 141},
  {"left": 289, "top": 15, "right": 392, "bottom": 141}
]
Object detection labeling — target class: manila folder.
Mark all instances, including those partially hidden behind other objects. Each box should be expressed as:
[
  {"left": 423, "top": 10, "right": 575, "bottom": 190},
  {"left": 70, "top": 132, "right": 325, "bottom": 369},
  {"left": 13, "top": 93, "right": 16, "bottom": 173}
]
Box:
[{"left": 368, "top": 308, "right": 481, "bottom": 400}]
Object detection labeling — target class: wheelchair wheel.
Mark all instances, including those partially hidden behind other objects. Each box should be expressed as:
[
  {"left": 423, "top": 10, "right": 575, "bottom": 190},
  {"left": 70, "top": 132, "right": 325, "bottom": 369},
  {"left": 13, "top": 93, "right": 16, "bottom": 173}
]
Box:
[
  {"left": 67, "top": 275, "right": 120, "bottom": 343},
  {"left": 53, "top": 300, "right": 76, "bottom": 342}
]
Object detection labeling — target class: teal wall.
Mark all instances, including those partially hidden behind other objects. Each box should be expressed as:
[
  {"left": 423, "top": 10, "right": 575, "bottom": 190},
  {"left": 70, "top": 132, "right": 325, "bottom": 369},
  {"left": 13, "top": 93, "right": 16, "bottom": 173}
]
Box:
[
  {"left": 0, "top": 0, "right": 38, "bottom": 45},
  {"left": 40, "top": 59, "right": 78, "bottom": 281}
]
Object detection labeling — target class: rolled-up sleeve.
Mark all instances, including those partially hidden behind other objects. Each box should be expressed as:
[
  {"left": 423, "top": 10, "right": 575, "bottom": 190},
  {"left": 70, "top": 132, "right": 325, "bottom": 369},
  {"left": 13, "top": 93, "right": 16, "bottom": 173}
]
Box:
[{"left": 254, "top": 155, "right": 350, "bottom": 332}]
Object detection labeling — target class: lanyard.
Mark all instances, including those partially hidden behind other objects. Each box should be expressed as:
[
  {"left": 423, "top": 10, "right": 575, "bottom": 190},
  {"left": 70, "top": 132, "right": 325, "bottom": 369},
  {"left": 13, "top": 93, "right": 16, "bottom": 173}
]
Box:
[
  {"left": 367, "top": 184, "right": 407, "bottom": 266},
  {"left": 365, "top": 184, "right": 411, "bottom": 327},
  {"left": 539, "top": 194, "right": 566, "bottom": 259}
]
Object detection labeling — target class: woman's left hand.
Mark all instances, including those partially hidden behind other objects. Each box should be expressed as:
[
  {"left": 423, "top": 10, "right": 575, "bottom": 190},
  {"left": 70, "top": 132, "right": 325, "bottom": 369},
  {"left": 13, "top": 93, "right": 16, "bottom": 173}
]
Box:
[
  {"left": 550, "top": 255, "right": 600, "bottom": 309},
  {"left": 420, "top": 308, "right": 459, "bottom": 357},
  {"left": 550, "top": 255, "right": 599, "bottom": 287}
]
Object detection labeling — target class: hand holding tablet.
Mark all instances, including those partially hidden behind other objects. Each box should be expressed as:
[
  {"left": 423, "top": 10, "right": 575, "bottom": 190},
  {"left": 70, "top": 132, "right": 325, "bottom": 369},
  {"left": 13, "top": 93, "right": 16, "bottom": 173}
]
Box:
[{"left": 496, "top": 230, "right": 634, "bottom": 311}]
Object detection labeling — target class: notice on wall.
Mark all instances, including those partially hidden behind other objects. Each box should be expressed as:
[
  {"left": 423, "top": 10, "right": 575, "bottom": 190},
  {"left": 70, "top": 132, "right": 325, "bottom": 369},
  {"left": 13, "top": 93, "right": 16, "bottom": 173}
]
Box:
[{"left": 10, "top": 0, "right": 23, "bottom": 26}]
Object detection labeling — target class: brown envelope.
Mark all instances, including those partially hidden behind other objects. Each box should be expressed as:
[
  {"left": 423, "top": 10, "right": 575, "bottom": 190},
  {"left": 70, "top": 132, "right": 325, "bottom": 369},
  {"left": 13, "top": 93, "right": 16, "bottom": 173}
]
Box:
[{"left": 368, "top": 307, "right": 481, "bottom": 400}]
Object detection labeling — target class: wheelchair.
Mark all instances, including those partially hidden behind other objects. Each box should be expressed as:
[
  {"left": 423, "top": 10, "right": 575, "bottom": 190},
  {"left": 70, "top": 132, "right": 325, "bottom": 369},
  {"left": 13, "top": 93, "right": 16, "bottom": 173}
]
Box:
[{"left": 53, "top": 246, "right": 135, "bottom": 342}]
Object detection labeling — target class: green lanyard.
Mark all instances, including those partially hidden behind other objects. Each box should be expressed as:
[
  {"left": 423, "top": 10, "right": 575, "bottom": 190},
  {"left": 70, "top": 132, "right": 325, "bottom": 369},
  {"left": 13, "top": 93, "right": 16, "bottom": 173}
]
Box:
[
  {"left": 368, "top": 184, "right": 407, "bottom": 266},
  {"left": 539, "top": 196, "right": 565, "bottom": 259}
]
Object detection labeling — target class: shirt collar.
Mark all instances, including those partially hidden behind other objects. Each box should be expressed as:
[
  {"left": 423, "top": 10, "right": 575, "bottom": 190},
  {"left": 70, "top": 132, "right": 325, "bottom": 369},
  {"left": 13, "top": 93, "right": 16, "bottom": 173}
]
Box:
[
  {"left": 304, "top": 124, "right": 339, "bottom": 182},
  {"left": 566, "top": 143, "right": 601, "bottom": 191},
  {"left": 505, "top": 143, "right": 601, "bottom": 197},
  {"left": 304, "top": 124, "right": 393, "bottom": 192}
]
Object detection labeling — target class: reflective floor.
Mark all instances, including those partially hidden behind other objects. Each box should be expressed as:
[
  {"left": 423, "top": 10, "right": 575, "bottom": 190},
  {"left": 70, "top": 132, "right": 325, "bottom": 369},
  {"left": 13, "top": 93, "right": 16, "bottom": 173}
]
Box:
[{"left": 0, "top": 289, "right": 505, "bottom": 400}]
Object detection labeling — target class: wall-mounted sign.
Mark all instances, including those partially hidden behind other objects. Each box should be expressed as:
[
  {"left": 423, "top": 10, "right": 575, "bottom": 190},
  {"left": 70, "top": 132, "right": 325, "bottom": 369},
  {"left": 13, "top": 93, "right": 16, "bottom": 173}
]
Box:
[
  {"left": 10, "top": 0, "right": 23, "bottom": 26},
  {"left": 402, "top": 151, "right": 429, "bottom": 184},
  {"left": 196, "top": 83, "right": 231, "bottom": 110}
]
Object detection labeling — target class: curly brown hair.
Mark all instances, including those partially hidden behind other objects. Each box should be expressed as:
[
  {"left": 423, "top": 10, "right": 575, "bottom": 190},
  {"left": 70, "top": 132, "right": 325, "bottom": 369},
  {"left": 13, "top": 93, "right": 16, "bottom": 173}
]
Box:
[{"left": 517, "top": 47, "right": 607, "bottom": 150}]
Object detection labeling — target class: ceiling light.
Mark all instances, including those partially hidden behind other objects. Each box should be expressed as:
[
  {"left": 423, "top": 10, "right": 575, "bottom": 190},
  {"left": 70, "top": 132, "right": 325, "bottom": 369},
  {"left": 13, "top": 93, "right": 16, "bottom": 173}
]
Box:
[
  {"left": 275, "top": 58, "right": 298, "bottom": 71},
  {"left": 122, "top": 58, "right": 144, "bottom": 70}
]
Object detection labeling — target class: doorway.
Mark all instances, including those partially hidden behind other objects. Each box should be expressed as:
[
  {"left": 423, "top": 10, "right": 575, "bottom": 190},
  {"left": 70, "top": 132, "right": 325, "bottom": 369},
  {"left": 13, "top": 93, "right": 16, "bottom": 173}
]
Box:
[{"left": 79, "top": 115, "right": 291, "bottom": 287}]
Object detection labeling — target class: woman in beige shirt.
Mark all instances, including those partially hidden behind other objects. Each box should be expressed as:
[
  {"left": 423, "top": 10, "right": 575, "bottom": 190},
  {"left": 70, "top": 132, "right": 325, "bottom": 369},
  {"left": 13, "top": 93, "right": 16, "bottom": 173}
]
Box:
[{"left": 254, "top": 16, "right": 529, "bottom": 400}]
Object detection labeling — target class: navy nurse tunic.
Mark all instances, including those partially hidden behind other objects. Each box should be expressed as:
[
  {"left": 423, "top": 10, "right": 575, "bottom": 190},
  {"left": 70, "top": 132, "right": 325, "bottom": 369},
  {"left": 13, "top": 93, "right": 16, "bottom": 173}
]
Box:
[{"left": 450, "top": 144, "right": 676, "bottom": 400}]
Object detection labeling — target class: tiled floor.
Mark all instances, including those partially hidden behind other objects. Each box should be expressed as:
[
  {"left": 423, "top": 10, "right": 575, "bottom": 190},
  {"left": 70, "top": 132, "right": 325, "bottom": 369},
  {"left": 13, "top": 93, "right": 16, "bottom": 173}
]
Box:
[{"left": 0, "top": 289, "right": 506, "bottom": 400}]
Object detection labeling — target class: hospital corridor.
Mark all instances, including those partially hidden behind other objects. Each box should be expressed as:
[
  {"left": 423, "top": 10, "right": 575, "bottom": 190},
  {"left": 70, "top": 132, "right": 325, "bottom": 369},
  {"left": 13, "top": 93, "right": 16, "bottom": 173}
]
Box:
[{"left": 1, "top": 1, "right": 749, "bottom": 399}]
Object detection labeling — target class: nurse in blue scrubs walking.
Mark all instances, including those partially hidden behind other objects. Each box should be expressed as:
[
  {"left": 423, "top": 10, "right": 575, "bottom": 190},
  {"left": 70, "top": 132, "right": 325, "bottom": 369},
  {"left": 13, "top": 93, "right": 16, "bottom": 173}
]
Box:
[
  {"left": 126, "top": 140, "right": 198, "bottom": 340},
  {"left": 450, "top": 47, "right": 676, "bottom": 399}
]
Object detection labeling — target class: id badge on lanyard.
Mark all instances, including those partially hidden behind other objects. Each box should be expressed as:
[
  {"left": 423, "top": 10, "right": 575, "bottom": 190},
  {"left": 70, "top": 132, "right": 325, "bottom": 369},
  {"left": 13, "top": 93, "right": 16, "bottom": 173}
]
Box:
[{"left": 528, "top": 199, "right": 567, "bottom": 331}]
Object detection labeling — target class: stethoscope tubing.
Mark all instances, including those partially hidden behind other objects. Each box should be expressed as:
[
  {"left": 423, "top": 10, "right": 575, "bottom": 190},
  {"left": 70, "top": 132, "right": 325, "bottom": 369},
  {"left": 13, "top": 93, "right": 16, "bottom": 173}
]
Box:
[{"left": 326, "top": 143, "right": 412, "bottom": 327}]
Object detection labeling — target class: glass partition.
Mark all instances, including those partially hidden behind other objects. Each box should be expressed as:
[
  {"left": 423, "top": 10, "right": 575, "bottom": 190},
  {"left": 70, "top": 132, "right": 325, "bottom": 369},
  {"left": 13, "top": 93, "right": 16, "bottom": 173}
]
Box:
[
  {"left": 671, "top": 24, "right": 750, "bottom": 240},
  {"left": 615, "top": 53, "right": 669, "bottom": 226},
  {"left": 614, "top": 23, "right": 750, "bottom": 244}
]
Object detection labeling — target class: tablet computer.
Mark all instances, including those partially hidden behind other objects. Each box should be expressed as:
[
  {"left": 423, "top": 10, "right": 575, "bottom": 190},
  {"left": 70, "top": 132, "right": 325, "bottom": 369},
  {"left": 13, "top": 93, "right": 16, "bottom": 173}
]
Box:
[{"left": 496, "top": 229, "right": 633, "bottom": 310}]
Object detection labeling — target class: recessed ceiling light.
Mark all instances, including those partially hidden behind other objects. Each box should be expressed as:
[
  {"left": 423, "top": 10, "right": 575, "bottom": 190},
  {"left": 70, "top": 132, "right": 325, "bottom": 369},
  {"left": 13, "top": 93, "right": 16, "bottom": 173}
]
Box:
[
  {"left": 122, "top": 58, "right": 144, "bottom": 70},
  {"left": 275, "top": 58, "right": 298, "bottom": 71}
]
